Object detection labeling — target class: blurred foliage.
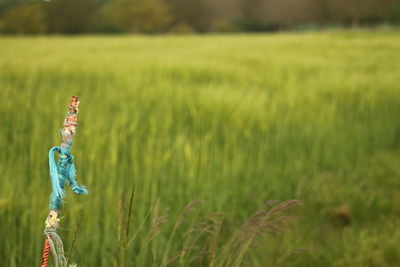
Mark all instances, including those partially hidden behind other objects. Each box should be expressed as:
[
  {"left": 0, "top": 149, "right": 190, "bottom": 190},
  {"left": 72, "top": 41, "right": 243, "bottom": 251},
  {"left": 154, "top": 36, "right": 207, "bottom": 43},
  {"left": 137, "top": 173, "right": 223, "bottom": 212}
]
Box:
[
  {"left": 104, "top": 0, "right": 172, "bottom": 33},
  {"left": 0, "top": 0, "right": 399, "bottom": 34},
  {"left": 1, "top": 2, "right": 46, "bottom": 34},
  {"left": 168, "top": 0, "right": 212, "bottom": 32},
  {"left": 44, "top": 0, "right": 99, "bottom": 34}
]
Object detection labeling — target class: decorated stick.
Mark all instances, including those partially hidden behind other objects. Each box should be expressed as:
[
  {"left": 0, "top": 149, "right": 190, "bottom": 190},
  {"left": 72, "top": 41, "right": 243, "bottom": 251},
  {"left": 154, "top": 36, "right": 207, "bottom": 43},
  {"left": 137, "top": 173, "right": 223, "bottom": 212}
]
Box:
[{"left": 40, "top": 96, "right": 88, "bottom": 267}]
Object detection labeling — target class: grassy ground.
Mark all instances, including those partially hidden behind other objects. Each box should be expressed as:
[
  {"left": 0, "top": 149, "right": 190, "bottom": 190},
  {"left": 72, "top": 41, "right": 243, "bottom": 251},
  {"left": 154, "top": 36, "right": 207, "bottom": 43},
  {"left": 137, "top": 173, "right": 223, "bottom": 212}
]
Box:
[{"left": 0, "top": 30, "right": 399, "bottom": 266}]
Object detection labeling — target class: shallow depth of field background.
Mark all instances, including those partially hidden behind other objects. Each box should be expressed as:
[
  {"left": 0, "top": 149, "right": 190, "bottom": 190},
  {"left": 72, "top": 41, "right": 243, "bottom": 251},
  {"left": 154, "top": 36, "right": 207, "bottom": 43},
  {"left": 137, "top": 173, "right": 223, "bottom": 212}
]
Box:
[{"left": 1, "top": 31, "right": 400, "bottom": 266}]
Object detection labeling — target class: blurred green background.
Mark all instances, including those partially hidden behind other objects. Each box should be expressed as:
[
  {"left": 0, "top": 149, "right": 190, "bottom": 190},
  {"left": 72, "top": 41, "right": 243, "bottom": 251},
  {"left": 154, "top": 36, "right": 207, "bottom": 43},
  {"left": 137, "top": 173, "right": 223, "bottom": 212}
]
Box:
[
  {"left": 1, "top": 31, "right": 400, "bottom": 266},
  {"left": 1, "top": 1, "right": 400, "bottom": 266}
]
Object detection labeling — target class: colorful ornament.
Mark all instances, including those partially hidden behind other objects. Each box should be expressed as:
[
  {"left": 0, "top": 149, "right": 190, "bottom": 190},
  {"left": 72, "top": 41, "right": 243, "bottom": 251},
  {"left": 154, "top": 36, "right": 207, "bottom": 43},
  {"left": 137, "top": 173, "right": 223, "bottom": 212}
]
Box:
[{"left": 40, "top": 96, "right": 88, "bottom": 267}]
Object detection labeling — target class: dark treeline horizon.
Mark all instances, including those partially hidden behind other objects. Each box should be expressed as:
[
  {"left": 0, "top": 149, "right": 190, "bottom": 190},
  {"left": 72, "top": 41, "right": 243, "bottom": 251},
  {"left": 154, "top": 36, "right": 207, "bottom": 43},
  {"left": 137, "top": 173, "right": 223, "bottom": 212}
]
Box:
[{"left": 0, "top": 0, "right": 399, "bottom": 34}]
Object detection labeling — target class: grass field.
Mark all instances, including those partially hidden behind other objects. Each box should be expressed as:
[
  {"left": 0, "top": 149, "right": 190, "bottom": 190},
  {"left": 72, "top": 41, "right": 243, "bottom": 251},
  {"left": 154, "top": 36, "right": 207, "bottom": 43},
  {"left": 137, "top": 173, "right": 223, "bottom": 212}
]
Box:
[{"left": 0, "top": 30, "right": 400, "bottom": 266}]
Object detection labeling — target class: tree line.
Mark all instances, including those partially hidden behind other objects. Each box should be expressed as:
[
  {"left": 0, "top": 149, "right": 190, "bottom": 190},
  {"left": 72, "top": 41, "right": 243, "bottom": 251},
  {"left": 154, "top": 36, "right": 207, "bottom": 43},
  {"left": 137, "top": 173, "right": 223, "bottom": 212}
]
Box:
[{"left": 0, "top": 0, "right": 399, "bottom": 34}]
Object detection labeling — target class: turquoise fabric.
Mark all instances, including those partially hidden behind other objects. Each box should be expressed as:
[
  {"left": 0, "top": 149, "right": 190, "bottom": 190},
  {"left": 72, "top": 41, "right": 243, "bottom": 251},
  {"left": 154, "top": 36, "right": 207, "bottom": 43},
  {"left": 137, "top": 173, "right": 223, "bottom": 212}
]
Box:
[{"left": 49, "top": 143, "right": 88, "bottom": 210}]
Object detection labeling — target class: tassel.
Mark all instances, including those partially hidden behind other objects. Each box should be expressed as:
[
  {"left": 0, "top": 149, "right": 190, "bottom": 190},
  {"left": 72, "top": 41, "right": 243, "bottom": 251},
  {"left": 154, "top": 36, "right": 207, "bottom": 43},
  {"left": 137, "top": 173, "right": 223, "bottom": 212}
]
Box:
[{"left": 67, "top": 155, "right": 88, "bottom": 195}]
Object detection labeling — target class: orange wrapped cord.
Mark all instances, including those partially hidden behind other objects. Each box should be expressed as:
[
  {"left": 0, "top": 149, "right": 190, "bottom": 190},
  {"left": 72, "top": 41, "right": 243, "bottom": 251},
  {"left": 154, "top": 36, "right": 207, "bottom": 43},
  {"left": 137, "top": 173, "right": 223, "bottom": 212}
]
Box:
[{"left": 40, "top": 237, "right": 51, "bottom": 267}]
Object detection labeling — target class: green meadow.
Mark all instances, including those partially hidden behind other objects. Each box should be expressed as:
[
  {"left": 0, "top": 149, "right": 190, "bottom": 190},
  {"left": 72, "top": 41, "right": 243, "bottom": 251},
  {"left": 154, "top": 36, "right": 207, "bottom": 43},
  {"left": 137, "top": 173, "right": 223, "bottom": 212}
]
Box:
[{"left": 0, "top": 31, "right": 400, "bottom": 266}]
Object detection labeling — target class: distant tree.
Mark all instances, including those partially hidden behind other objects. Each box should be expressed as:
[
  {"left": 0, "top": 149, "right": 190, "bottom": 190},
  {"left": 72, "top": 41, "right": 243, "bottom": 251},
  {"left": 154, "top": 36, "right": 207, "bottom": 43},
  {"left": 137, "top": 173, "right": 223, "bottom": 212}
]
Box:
[
  {"left": 167, "top": 0, "right": 212, "bottom": 32},
  {"left": 44, "top": 0, "right": 98, "bottom": 34},
  {"left": 313, "top": 0, "right": 331, "bottom": 24},
  {"left": 263, "top": 0, "right": 318, "bottom": 26},
  {"left": 235, "top": 0, "right": 281, "bottom": 31},
  {"left": 388, "top": 0, "right": 400, "bottom": 24},
  {"left": 311, "top": 0, "right": 397, "bottom": 26},
  {"left": 329, "top": 0, "right": 387, "bottom": 26},
  {"left": 0, "top": 0, "right": 29, "bottom": 16},
  {"left": 1, "top": 2, "right": 47, "bottom": 34},
  {"left": 240, "top": 0, "right": 264, "bottom": 20},
  {"left": 205, "top": 0, "right": 241, "bottom": 24},
  {"left": 105, "top": 0, "right": 173, "bottom": 33}
]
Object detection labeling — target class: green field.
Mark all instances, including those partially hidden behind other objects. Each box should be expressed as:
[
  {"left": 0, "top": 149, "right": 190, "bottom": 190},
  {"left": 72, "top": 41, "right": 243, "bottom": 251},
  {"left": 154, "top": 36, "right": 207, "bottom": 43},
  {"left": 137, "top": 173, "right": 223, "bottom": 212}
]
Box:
[{"left": 1, "top": 31, "right": 400, "bottom": 266}]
